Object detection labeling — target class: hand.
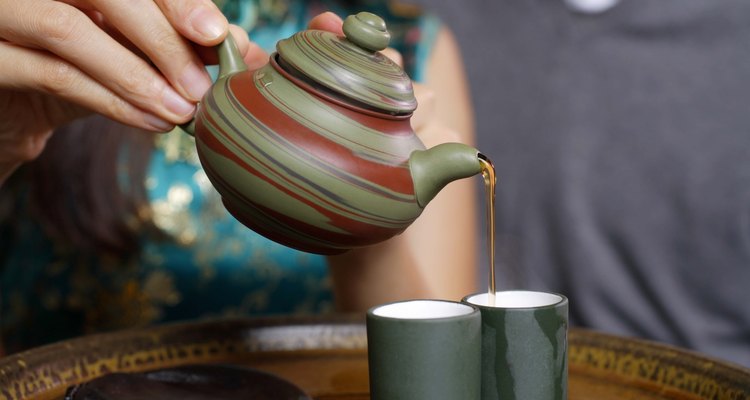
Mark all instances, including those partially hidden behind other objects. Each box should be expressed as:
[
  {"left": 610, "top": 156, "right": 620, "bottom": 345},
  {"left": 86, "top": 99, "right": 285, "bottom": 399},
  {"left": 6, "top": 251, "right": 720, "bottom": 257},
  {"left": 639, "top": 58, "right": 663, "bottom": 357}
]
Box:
[
  {"left": 377, "top": 48, "right": 462, "bottom": 147},
  {"left": 306, "top": 11, "right": 345, "bottom": 35},
  {"left": 0, "top": 0, "right": 264, "bottom": 182}
]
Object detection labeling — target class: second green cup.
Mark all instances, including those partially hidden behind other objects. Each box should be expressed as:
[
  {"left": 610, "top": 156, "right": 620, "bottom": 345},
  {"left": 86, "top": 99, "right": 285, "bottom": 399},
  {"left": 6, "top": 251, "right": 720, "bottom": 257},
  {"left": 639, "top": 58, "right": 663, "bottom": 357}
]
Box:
[{"left": 463, "top": 290, "right": 568, "bottom": 400}]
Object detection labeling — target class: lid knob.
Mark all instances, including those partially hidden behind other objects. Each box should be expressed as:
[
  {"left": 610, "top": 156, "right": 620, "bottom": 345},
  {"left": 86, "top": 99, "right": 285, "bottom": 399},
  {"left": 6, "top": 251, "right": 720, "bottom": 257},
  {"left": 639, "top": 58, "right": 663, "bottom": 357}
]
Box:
[{"left": 343, "top": 12, "right": 390, "bottom": 52}]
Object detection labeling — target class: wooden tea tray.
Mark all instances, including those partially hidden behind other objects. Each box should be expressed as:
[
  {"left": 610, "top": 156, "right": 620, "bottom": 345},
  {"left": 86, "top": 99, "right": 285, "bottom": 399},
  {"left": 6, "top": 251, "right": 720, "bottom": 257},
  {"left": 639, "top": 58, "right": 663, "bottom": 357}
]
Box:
[{"left": 1, "top": 315, "right": 748, "bottom": 399}]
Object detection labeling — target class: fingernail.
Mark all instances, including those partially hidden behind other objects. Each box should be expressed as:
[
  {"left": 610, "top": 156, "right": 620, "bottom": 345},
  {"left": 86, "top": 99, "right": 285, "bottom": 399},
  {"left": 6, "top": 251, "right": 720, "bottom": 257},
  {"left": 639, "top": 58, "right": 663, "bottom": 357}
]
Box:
[
  {"left": 162, "top": 86, "right": 195, "bottom": 118},
  {"left": 180, "top": 63, "right": 212, "bottom": 101},
  {"left": 143, "top": 113, "right": 175, "bottom": 132},
  {"left": 190, "top": 6, "right": 226, "bottom": 41}
]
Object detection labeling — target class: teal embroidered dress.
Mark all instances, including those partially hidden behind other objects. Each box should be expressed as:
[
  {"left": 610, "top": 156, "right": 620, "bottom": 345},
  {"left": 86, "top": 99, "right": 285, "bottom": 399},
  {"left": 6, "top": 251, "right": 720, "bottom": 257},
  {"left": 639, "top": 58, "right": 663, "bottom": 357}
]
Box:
[{"left": 0, "top": 0, "right": 440, "bottom": 353}]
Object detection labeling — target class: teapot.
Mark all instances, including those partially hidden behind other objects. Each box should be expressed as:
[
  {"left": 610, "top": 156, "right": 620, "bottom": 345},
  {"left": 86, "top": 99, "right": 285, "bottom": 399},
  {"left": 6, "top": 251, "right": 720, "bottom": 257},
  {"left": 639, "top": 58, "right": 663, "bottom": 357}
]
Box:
[{"left": 182, "top": 12, "right": 484, "bottom": 254}]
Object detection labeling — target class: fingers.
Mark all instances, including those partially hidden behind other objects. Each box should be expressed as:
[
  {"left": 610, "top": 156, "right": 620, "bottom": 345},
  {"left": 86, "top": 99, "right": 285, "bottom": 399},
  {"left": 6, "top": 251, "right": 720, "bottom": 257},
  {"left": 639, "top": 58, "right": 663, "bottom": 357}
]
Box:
[
  {"left": 375, "top": 49, "right": 448, "bottom": 146},
  {"left": 378, "top": 48, "right": 432, "bottom": 134},
  {"left": 410, "top": 83, "right": 436, "bottom": 133},
  {"left": 0, "top": 42, "right": 174, "bottom": 132},
  {"left": 242, "top": 42, "right": 269, "bottom": 71},
  {"left": 308, "top": 12, "right": 344, "bottom": 35},
  {"left": 87, "top": 0, "right": 212, "bottom": 102},
  {"left": 380, "top": 47, "right": 403, "bottom": 68},
  {"left": 236, "top": 27, "right": 270, "bottom": 71},
  {"left": 411, "top": 83, "right": 461, "bottom": 148},
  {"left": 0, "top": 0, "right": 198, "bottom": 124},
  {"left": 307, "top": 13, "right": 440, "bottom": 143},
  {"left": 191, "top": 25, "right": 268, "bottom": 70},
  {"left": 153, "top": 0, "right": 228, "bottom": 46}
]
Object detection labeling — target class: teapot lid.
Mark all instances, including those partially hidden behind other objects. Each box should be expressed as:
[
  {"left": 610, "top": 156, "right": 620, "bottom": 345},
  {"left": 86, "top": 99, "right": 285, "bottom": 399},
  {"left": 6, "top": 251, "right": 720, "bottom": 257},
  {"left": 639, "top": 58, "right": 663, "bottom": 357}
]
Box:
[{"left": 276, "top": 12, "right": 417, "bottom": 115}]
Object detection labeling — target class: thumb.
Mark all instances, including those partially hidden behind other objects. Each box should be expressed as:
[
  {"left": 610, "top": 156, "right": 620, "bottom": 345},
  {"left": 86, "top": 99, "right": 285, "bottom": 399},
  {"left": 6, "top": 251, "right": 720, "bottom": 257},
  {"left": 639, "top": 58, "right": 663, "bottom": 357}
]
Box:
[{"left": 307, "top": 12, "right": 344, "bottom": 35}]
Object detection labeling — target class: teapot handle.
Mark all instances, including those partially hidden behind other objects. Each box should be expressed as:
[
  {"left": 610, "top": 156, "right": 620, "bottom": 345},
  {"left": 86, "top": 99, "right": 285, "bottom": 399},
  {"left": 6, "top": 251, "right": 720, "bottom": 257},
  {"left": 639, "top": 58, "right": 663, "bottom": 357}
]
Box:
[{"left": 181, "top": 32, "right": 248, "bottom": 136}]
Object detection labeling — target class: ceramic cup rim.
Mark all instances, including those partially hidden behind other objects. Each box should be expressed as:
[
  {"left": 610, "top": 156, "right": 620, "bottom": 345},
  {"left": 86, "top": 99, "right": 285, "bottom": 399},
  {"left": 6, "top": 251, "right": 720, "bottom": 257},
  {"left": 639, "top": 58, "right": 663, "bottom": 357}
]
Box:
[
  {"left": 462, "top": 290, "right": 568, "bottom": 310},
  {"left": 367, "top": 299, "right": 479, "bottom": 321}
]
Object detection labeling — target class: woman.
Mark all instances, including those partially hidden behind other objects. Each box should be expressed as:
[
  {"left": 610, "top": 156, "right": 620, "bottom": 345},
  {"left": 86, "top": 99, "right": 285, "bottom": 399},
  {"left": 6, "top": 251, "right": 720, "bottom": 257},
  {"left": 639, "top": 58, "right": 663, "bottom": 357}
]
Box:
[{"left": 0, "top": 0, "right": 476, "bottom": 353}]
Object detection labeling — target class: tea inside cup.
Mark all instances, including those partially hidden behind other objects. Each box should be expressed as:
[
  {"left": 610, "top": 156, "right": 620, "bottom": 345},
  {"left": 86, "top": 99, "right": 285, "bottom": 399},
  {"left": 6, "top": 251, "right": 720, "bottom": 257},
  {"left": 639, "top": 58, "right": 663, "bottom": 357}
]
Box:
[{"left": 465, "top": 290, "right": 565, "bottom": 308}]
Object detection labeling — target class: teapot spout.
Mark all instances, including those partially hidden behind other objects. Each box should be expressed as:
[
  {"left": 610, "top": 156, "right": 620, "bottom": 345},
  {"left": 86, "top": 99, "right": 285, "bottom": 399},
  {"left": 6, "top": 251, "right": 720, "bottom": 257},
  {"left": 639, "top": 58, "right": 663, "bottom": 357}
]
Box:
[{"left": 409, "top": 143, "right": 483, "bottom": 208}]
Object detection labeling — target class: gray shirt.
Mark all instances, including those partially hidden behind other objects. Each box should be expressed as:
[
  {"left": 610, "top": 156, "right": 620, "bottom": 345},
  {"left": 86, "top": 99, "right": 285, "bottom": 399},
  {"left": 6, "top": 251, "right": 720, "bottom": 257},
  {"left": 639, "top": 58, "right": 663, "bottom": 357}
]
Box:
[{"left": 427, "top": 0, "right": 750, "bottom": 367}]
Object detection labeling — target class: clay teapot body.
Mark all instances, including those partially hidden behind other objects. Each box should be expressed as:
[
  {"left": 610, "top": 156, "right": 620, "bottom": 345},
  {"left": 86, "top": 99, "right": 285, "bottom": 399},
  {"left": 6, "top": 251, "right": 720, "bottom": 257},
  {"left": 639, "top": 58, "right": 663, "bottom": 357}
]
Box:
[{"left": 183, "top": 12, "right": 483, "bottom": 254}]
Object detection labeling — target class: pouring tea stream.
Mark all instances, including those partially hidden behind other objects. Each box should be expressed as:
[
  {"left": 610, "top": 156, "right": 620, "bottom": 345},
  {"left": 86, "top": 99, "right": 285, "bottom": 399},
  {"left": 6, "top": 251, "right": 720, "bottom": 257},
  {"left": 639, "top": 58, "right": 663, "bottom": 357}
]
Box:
[{"left": 180, "top": 12, "right": 491, "bottom": 255}]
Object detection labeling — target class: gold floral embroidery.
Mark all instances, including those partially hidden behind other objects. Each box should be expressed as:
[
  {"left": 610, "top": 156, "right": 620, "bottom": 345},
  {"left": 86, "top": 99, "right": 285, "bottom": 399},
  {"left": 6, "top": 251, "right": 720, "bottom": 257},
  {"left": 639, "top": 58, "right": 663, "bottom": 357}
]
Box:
[
  {"left": 156, "top": 129, "right": 201, "bottom": 165},
  {"left": 150, "top": 134, "right": 202, "bottom": 246}
]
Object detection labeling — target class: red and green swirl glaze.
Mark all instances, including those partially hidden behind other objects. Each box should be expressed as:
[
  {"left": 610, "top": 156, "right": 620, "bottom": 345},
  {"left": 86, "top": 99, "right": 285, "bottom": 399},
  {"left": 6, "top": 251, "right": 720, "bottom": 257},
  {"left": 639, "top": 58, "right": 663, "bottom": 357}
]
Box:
[{"left": 194, "top": 57, "right": 425, "bottom": 254}]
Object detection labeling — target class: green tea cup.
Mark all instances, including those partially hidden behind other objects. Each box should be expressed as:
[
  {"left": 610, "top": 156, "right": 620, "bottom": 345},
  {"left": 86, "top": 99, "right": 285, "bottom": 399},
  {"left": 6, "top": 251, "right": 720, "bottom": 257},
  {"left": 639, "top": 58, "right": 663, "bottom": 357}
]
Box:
[
  {"left": 463, "top": 291, "right": 568, "bottom": 400},
  {"left": 367, "top": 299, "right": 481, "bottom": 400}
]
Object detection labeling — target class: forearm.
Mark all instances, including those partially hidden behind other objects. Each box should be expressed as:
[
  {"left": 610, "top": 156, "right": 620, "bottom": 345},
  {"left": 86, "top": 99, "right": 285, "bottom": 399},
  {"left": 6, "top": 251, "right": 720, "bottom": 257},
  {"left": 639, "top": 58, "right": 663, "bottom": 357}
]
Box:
[
  {"left": 327, "top": 238, "right": 432, "bottom": 312},
  {"left": 327, "top": 164, "right": 479, "bottom": 311},
  {"left": 327, "top": 25, "right": 479, "bottom": 311}
]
